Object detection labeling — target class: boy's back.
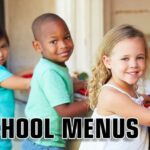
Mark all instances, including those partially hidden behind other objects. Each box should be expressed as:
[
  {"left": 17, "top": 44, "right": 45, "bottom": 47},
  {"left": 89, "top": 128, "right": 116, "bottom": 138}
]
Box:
[{"left": 25, "top": 58, "right": 73, "bottom": 147}]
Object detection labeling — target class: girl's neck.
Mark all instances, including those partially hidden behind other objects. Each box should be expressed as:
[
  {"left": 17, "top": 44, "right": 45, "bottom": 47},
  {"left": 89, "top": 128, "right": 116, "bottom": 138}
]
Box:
[{"left": 108, "top": 78, "right": 136, "bottom": 97}]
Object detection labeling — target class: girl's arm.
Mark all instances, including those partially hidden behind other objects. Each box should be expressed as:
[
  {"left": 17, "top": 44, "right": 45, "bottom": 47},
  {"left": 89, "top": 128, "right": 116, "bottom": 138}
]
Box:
[
  {"left": 0, "top": 75, "right": 31, "bottom": 90},
  {"left": 98, "top": 88, "right": 150, "bottom": 126},
  {"left": 54, "top": 100, "right": 89, "bottom": 117}
]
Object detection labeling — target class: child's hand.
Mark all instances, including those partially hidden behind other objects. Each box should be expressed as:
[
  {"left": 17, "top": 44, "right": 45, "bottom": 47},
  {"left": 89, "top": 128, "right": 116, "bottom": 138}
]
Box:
[
  {"left": 143, "top": 94, "right": 150, "bottom": 103},
  {"left": 142, "top": 94, "right": 150, "bottom": 108},
  {"left": 72, "top": 77, "right": 87, "bottom": 92}
]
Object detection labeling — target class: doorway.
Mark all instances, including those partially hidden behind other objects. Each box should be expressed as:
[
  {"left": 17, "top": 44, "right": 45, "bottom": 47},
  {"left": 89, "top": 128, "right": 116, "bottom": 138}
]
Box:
[{"left": 0, "top": 0, "right": 5, "bottom": 27}]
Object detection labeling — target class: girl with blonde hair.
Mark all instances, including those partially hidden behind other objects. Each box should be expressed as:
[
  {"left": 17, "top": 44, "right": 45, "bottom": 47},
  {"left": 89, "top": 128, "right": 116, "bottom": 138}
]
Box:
[{"left": 79, "top": 24, "right": 150, "bottom": 150}]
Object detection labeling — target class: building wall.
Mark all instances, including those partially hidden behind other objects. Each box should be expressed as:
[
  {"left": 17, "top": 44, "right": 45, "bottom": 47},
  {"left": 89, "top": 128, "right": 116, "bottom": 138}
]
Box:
[
  {"left": 5, "top": 0, "right": 56, "bottom": 72},
  {"left": 111, "top": 0, "right": 150, "bottom": 34}
]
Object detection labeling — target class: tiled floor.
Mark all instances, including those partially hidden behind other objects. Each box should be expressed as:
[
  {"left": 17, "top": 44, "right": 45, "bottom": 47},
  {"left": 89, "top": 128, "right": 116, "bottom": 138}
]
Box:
[{"left": 12, "top": 100, "right": 26, "bottom": 150}]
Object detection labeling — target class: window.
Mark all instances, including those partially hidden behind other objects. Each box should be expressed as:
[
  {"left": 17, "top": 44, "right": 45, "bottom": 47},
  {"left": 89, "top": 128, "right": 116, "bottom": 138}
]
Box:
[{"left": 0, "top": 0, "right": 5, "bottom": 27}]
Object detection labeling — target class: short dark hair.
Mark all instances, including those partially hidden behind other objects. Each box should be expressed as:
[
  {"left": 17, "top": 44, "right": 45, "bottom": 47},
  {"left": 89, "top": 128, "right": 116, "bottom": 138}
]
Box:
[
  {"left": 0, "top": 26, "right": 9, "bottom": 45},
  {"left": 32, "top": 13, "right": 66, "bottom": 40}
]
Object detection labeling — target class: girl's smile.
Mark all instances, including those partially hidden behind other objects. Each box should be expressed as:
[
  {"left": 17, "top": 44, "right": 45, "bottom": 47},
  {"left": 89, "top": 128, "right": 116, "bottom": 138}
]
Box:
[{"left": 104, "top": 37, "right": 146, "bottom": 86}]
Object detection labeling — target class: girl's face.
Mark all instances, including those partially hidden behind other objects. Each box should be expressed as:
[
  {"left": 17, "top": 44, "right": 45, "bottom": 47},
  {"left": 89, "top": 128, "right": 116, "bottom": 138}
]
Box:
[
  {"left": 103, "top": 37, "right": 146, "bottom": 86},
  {"left": 0, "top": 38, "right": 9, "bottom": 65}
]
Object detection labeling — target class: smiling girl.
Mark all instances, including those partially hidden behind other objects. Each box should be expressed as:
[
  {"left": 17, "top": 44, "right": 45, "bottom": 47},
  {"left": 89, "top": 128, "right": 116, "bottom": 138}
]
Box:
[{"left": 79, "top": 24, "right": 150, "bottom": 150}]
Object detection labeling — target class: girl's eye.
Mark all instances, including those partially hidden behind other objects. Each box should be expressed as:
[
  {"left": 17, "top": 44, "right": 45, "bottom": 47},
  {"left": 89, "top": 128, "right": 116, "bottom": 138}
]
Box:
[
  {"left": 0, "top": 44, "right": 8, "bottom": 49},
  {"left": 121, "top": 58, "right": 129, "bottom": 61},
  {"left": 137, "top": 56, "right": 145, "bottom": 60}
]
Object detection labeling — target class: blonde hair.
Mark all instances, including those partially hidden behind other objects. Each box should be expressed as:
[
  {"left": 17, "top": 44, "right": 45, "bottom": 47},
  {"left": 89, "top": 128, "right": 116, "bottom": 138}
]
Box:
[{"left": 89, "top": 24, "right": 149, "bottom": 109}]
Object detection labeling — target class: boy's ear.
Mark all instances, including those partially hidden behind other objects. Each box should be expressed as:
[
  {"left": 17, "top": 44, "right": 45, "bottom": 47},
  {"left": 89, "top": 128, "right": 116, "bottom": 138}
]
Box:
[
  {"left": 102, "top": 55, "right": 111, "bottom": 69},
  {"left": 32, "top": 40, "right": 42, "bottom": 53}
]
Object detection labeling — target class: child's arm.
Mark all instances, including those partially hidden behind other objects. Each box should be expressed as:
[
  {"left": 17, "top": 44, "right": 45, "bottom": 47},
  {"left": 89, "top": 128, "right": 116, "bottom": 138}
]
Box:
[
  {"left": 54, "top": 100, "right": 89, "bottom": 117},
  {"left": 98, "top": 87, "right": 150, "bottom": 126},
  {"left": 0, "top": 75, "right": 31, "bottom": 90},
  {"left": 42, "top": 71, "right": 89, "bottom": 117}
]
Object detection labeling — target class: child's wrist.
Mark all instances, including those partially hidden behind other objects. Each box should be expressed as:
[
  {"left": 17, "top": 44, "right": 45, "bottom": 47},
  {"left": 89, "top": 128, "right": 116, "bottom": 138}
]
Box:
[{"left": 83, "top": 100, "right": 90, "bottom": 113}]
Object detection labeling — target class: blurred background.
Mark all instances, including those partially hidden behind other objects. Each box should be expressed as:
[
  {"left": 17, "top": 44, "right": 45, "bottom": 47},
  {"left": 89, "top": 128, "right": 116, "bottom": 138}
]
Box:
[{"left": 0, "top": 0, "right": 150, "bottom": 149}]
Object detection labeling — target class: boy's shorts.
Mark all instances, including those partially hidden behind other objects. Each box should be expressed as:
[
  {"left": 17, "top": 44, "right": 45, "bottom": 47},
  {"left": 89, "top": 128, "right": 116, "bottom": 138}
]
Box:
[{"left": 21, "top": 139, "right": 65, "bottom": 150}]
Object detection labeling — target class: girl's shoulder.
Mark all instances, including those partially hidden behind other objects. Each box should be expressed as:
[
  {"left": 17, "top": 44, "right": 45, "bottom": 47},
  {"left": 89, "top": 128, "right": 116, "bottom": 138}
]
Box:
[
  {"left": 100, "top": 84, "right": 128, "bottom": 100},
  {"left": 0, "top": 65, "right": 12, "bottom": 80},
  {"left": 98, "top": 84, "right": 134, "bottom": 113},
  {"left": 97, "top": 87, "right": 132, "bottom": 116},
  {"left": 100, "top": 84, "right": 134, "bottom": 101},
  {"left": 0, "top": 65, "right": 6, "bottom": 70},
  {"left": 0, "top": 65, "right": 12, "bottom": 76},
  {"left": 0, "top": 65, "right": 11, "bottom": 73}
]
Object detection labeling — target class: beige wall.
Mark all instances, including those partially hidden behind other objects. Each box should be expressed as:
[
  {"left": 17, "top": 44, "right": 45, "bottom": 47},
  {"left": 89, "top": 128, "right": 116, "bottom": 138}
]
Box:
[
  {"left": 104, "top": 0, "right": 150, "bottom": 34},
  {"left": 5, "top": 0, "right": 56, "bottom": 72}
]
